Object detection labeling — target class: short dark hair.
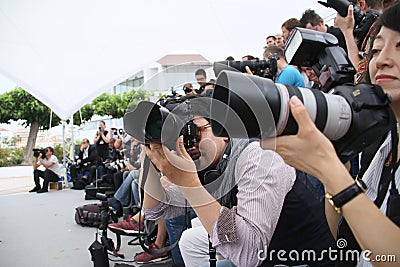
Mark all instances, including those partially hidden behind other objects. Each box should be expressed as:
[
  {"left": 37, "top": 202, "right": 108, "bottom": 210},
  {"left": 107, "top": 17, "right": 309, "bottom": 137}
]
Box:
[
  {"left": 195, "top": 68, "right": 206, "bottom": 77},
  {"left": 45, "top": 146, "right": 54, "bottom": 154},
  {"left": 282, "top": 18, "right": 300, "bottom": 31},
  {"left": 263, "top": 45, "right": 284, "bottom": 59},
  {"left": 300, "top": 9, "right": 322, "bottom": 27},
  {"left": 266, "top": 35, "right": 277, "bottom": 40}
]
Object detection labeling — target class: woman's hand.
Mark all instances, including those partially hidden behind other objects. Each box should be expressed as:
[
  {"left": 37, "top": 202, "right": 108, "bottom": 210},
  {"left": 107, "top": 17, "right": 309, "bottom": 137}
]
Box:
[{"left": 260, "top": 96, "right": 341, "bottom": 180}]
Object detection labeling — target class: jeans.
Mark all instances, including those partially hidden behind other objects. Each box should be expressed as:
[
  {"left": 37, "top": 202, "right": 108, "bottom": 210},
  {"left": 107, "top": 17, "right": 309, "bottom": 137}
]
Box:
[
  {"left": 113, "top": 170, "right": 140, "bottom": 207},
  {"left": 165, "top": 209, "right": 197, "bottom": 267}
]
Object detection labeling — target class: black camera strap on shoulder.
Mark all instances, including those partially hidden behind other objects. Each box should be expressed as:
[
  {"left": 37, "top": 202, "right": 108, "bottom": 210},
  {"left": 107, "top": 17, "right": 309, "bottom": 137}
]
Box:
[{"left": 338, "top": 107, "right": 399, "bottom": 265}]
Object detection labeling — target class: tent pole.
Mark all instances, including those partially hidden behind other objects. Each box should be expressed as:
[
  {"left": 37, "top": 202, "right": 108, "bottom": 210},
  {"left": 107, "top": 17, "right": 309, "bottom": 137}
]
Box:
[{"left": 62, "top": 120, "right": 68, "bottom": 188}]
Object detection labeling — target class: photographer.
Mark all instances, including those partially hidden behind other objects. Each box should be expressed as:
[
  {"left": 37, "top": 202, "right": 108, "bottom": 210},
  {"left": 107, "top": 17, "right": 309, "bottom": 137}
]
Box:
[
  {"left": 139, "top": 96, "right": 334, "bottom": 266},
  {"left": 70, "top": 138, "right": 99, "bottom": 188},
  {"left": 263, "top": 46, "right": 305, "bottom": 87},
  {"left": 94, "top": 120, "right": 111, "bottom": 162},
  {"left": 334, "top": 1, "right": 383, "bottom": 80},
  {"left": 262, "top": 4, "right": 400, "bottom": 266},
  {"left": 30, "top": 146, "right": 62, "bottom": 193}
]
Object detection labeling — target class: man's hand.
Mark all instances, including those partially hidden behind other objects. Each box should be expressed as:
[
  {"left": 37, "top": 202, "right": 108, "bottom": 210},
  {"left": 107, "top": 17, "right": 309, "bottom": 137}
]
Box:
[{"left": 145, "top": 137, "right": 200, "bottom": 188}]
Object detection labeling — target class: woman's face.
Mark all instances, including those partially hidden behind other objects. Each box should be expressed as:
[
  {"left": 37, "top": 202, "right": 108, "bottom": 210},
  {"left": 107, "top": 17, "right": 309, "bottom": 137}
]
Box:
[{"left": 369, "top": 26, "right": 400, "bottom": 104}]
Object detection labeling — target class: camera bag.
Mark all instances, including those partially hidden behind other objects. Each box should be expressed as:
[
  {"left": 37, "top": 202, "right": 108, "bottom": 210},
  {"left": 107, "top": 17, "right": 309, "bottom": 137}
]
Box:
[{"left": 75, "top": 203, "right": 117, "bottom": 227}]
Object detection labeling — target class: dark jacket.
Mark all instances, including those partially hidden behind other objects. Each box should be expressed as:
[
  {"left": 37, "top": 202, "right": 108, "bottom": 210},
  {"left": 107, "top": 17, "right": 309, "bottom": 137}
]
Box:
[{"left": 78, "top": 145, "right": 99, "bottom": 166}]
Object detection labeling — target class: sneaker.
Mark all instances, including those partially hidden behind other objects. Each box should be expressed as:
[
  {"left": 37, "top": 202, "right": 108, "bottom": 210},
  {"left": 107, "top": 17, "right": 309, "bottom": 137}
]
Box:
[
  {"left": 36, "top": 189, "right": 48, "bottom": 194},
  {"left": 134, "top": 243, "right": 169, "bottom": 264},
  {"left": 29, "top": 186, "right": 41, "bottom": 193},
  {"left": 108, "top": 216, "right": 144, "bottom": 234}
]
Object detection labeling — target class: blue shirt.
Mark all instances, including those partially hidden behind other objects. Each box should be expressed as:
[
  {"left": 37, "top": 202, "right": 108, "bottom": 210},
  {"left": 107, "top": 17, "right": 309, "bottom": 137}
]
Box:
[{"left": 276, "top": 65, "right": 305, "bottom": 87}]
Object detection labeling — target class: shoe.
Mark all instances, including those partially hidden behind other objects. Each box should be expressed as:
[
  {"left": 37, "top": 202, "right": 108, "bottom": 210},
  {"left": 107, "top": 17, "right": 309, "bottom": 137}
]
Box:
[
  {"left": 29, "top": 186, "right": 41, "bottom": 193},
  {"left": 134, "top": 242, "right": 169, "bottom": 264},
  {"left": 108, "top": 216, "right": 144, "bottom": 234},
  {"left": 36, "top": 189, "right": 48, "bottom": 194}
]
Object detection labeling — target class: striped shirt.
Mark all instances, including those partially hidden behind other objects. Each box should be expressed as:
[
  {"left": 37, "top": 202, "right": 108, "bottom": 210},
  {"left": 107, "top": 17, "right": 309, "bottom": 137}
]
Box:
[
  {"left": 358, "top": 132, "right": 400, "bottom": 267},
  {"left": 144, "top": 142, "right": 296, "bottom": 266}
]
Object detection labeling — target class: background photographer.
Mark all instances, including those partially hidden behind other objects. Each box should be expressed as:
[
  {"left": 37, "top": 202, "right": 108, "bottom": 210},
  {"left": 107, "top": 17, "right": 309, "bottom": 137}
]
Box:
[
  {"left": 334, "top": 1, "right": 383, "bottom": 82},
  {"left": 263, "top": 46, "right": 305, "bottom": 87},
  {"left": 69, "top": 138, "right": 99, "bottom": 189},
  {"left": 94, "top": 120, "right": 111, "bottom": 162},
  {"left": 30, "top": 146, "right": 62, "bottom": 193}
]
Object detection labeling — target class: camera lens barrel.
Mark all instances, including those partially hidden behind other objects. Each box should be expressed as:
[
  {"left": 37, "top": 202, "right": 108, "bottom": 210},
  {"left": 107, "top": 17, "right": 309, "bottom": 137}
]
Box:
[{"left": 211, "top": 70, "right": 352, "bottom": 140}]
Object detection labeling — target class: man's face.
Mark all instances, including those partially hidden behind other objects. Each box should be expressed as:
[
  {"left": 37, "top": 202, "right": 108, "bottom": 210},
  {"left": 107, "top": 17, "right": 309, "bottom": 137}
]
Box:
[
  {"left": 81, "top": 139, "right": 89, "bottom": 149},
  {"left": 196, "top": 74, "right": 206, "bottom": 87},
  {"left": 305, "top": 22, "right": 325, "bottom": 33},
  {"left": 266, "top": 37, "right": 276, "bottom": 47},
  {"left": 114, "top": 139, "right": 123, "bottom": 150},
  {"left": 275, "top": 34, "right": 285, "bottom": 47},
  {"left": 281, "top": 26, "right": 291, "bottom": 42},
  {"left": 301, "top": 67, "right": 320, "bottom": 83},
  {"left": 186, "top": 117, "right": 227, "bottom": 171},
  {"left": 44, "top": 148, "right": 52, "bottom": 158}
]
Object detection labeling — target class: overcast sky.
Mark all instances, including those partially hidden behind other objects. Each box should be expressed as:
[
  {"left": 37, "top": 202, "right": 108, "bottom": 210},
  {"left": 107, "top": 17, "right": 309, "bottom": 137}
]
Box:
[{"left": 0, "top": 0, "right": 337, "bottom": 95}]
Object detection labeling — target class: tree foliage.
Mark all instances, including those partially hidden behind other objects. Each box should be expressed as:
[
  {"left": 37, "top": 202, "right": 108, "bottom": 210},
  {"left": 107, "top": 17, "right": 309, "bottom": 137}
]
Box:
[
  {"left": 0, "top": 86, "right": 152, "bottom": 166},
  {"left": 92, "top": 88, "right": 151, "bottom": 118}
]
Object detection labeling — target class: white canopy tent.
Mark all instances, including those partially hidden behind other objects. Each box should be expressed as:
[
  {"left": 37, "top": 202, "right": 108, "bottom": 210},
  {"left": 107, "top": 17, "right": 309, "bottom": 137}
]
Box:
[{"left": 0, "top": 0, "right": 333, "bottom": 184}]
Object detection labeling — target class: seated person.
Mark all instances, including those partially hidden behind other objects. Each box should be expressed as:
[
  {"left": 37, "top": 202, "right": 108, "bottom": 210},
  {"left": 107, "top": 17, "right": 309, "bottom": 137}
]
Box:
[
  {"left": 70, "top": 138, "right": 99, "bottom": 188},
  {"left": 30, "top": 146, "right": 63, "bottom": 193},
  {"left": 142, "top": 96, "right": 333, "bottom": 266}
]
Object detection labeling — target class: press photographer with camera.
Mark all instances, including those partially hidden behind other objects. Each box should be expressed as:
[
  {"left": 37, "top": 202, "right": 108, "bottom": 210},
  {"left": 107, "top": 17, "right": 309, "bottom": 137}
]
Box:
[
  {"left": 260, "top": 4, "right": 400, "bottom": 266},
  {"left": 319, "top": 0, "right": 383, "bottom": 82},
  {"left": 30, "top": 146, "right": 62, "bottom": 193},
  {"left": 94, "top": 120, "right": 111, "bottom": 162},
  {"left": 124, "top": 96, "right": 335, "bottom": 266},
  {"left": 69, "top": 138, "right": 99, "bottom": 189},
  {"left": 263, "top": 46, "right": 305, "bottom": 87}
]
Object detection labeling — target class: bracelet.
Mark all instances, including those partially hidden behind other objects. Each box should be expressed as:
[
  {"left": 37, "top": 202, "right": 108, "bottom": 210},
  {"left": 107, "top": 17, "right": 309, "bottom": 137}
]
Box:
[{"left": 326, "top": 179, "right": 367, "bottom": 213}]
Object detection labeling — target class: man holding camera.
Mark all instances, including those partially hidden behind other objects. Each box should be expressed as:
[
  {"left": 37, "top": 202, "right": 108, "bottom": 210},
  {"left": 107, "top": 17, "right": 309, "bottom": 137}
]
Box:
[
  {"left": 30, "top": 146, "right": 62, "bottom": 193},
  {"left": 70, "top": 138, "right": 99, "bottom": 188},
  {"left": 139, "top": 96, "right": 334, "bottom": 266}
]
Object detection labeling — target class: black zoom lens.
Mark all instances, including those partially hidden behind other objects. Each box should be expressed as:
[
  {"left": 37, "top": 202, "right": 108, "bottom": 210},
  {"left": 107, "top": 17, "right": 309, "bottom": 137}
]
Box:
[{"left": 210, "top": 70, "right": 390, "bottom": 162}]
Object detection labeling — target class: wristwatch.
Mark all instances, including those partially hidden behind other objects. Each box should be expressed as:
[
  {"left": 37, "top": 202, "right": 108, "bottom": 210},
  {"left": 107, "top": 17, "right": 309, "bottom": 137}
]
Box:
[{"left": 326, "top": 179, "right": 367, "bottom": 213}]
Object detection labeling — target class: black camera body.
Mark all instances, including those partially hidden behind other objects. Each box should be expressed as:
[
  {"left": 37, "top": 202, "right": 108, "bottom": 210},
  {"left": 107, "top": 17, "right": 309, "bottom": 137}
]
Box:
[
  {"left": 123, "top": 96, "right": 209, "bottom": 151},
  {"left": 213, "top": 55, "right": 278, "bottom": 80},
  {"left": 32, "top": 148, "right": 46, "bottom": 158},
  {"left": 318, "top": 0, "right": 379, "bottom": 47},
  {"left": 285, "top": 27, "right": 355, "bottom": 92}
]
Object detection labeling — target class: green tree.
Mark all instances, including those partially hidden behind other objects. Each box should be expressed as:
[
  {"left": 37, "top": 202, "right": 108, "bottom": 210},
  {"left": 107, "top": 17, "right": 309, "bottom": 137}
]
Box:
[
  {"left": 93, "top": 89, "right": 151, "bottom": 118},
  {"left": 0, "top": 88, "right": 93, "bottom": 165},
  {"left": 0, "top": 87, "right": 151, "bottom": 166}
]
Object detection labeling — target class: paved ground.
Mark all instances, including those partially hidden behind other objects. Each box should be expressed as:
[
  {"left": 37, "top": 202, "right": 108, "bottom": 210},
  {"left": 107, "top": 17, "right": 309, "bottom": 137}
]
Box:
[
  {"left": 0, "top": 166, "right": 172, "bottom": 267},
  {"left": 0, "top": 166, "right": 34, "bottom": 195}
]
